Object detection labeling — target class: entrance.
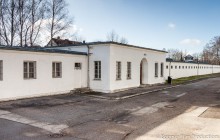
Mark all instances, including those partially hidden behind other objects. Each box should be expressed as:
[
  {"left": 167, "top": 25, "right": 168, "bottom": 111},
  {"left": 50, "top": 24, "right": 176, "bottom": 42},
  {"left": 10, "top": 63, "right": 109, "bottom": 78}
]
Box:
[{"left": 140, "top": 58, "right": 148, "bottom": 85}]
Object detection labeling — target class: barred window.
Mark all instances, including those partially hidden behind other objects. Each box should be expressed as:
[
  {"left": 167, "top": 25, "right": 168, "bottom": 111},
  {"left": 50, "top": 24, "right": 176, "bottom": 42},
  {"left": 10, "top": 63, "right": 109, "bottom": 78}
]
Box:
[
  {"left": 24, "top": 61, "right": 36, "bottom": 79},
  {"left": 116, "top": 61, "right": 121, "bottom": 80},
  {"left": 127, "top": 62, "right": 131, "bottom": 79},
  {"left": 94, "top": 61, "right": 101, "bottom": 80},
  {"left": 52, "top": 62, "right": 62, "bottom": 78},
  {"left": 155, "top": 63, "right": 158, "bottom": 77},
  {"left": 0, "top": 60, "right": 3, "bottom": 81}
]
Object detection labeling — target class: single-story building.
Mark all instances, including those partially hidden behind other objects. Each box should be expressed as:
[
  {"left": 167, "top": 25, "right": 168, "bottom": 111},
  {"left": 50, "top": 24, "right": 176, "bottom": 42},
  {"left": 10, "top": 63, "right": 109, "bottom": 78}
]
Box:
[{"left": 1, "top": 42, "right": 220, "bottom": 101}]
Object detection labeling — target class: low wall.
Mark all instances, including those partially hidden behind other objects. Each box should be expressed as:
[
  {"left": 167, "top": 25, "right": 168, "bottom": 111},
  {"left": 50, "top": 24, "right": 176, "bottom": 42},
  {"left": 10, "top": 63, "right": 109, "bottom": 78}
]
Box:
[{"left": 165, "top": 61, "right": 220, "bottom": 79}]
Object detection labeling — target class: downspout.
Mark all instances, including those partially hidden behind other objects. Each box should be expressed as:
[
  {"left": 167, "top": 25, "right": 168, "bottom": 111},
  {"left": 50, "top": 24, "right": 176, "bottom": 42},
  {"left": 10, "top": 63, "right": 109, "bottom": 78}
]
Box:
[{"left": 87, "top": 45, "right": 90, "bottom": 89}]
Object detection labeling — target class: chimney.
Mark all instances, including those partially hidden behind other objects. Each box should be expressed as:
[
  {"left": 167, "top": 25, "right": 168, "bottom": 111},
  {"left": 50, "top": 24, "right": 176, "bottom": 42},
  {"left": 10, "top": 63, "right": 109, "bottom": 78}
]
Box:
[
  {"left": 83, "top": 40, "right": 86, "bottom": 44},
  {"left": 57, "top": 36, "right": 60, "bottom": 39}
]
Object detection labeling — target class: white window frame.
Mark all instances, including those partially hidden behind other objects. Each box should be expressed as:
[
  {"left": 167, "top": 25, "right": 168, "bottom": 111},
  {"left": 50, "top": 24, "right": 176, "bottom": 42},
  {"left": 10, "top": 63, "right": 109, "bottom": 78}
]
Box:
[
  {"left": 52, "top": 62, "right": 62, "bottom": 78},
  {"left": 75, "top": 63, "right": 82, "bottom": 70},
  {"left": 160, "top": 63, "right": 164, "bottom": 77},
  {"left": 94, "top": 61, "right": 101, "bottom": 80},
  {"left": 155, "top": 62, "right": 158, "bottom": 77},
  {"left": 127, "top": 62, "right": 131, "bottom": 79},
  {"left": 0, "top": 60, "right": 3, "bottom": 81},
  {"left": 24, "top": 61, "right": 36, "bottom": 79},
  {"left": 116, "top": 61, "right": 121, "bottom": 80}
]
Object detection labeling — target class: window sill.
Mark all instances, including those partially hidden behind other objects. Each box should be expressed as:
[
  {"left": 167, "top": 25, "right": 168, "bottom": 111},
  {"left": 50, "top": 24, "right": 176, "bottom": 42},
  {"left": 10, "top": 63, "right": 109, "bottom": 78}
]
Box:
[
  {"left": 127, "top": 78, "right": 131, "bottom": 80},
  {"left": 94, "top": 79, "right": 101, "bottom": 81},
  {"left": 24, "top": 78, "right": 37, "bottom": 80},
  {"left": 53, "top": 77, "right": 62, "bottom": 78},
  {"left": 116, "top": 79, "right": 121, "bottom": 81}
]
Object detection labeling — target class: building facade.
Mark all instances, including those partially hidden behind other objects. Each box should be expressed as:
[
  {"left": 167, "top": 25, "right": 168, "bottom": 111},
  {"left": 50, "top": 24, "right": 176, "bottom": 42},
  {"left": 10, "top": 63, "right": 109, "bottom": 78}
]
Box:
[{"left": 0, "top": 42, "right": 220, "bottom": 101}]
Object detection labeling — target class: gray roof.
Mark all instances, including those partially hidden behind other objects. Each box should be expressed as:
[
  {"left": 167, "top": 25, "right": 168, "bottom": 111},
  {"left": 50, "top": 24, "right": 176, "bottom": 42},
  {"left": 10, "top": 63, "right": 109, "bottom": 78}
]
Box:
[
  {"left": 45, "top": 41, "right": 167, "bottom": 53},
  {"left": 0, "top": 46, "right": 87, "bottom": 55}
]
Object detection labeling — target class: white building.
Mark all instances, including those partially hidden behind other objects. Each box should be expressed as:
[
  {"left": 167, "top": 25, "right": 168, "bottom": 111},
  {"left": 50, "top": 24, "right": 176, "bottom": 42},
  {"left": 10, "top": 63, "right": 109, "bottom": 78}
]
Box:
[{"left": 0, "top": 42, "right": 220, "bottom": 101}]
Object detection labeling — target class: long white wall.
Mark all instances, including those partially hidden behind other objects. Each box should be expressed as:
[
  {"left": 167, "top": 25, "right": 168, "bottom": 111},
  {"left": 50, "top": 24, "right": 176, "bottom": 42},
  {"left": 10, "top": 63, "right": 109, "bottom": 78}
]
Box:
[
  {"left": 165, "top": 61, "right": 220, "bottom": 79},
  {"left": 0, "top": 50, "right": 87, "bottom": 101}
]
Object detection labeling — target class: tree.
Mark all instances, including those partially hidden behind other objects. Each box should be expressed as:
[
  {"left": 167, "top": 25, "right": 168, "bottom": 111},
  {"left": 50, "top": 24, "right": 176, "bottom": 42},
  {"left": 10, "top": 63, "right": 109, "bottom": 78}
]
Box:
[
  {"left": 200, "top": 36, "right": 220, "bottom": 64},
  {"left": 46, "top": 0, "right": 73, "bottom": 46},
  {"left": 0, "top": 0, "right": 19, "bottom": 46},
  {"left": 106, "top": 30, "right": 128, "bottom": 44},
  {"left": 107, "top": 30, "right": 119, "bottom": 42},
  {"left": 167, "top": 49, "right": 184, "bottom": 61},
  {"left": 0, "top": 0, "right": 73, "bottom": 47}
]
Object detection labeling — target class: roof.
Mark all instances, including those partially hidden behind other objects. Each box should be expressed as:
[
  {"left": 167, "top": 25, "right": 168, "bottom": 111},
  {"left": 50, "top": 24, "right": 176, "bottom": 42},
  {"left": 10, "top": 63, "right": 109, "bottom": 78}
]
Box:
[
  {"left": 184, "top": 54, "right": 194, "bottom": 58},
  {"left": 45, "top": 41, "right": 167, "bottom": 53},
  {"left": 0, "top": 46, "right": 87, "bottom": 55},
  {"left": 47, "top": 37, "right": 82, "bottom": 46}
]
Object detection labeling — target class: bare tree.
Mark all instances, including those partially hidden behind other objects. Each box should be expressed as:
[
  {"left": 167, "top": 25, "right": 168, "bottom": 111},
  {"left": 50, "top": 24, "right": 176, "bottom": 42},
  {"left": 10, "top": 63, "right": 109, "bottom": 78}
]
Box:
[
  {"left": 167, "top": 49, "right": 184, "bottom": 61},
  {"left": 47, "top": 0, "right": 73, "bottom": 46},
  {"left": 120, "top": 37, "right": 128, "bottom": 44},
  {"left": 200, "top": 36, "right": 220, "bottom": 64},
  {"left": 107, "top": 30, "right": 128, "bottom": 44},
  {"left": 107, "top": 30, "right": 119, "bottom": 42},
  {"left": 0, "top": 0, "right": 19, "bottom": 46}
]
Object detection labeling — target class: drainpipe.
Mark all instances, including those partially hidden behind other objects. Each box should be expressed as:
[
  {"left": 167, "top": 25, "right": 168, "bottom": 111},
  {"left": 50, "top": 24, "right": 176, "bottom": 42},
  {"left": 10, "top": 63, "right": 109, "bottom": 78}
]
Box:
[{"left": 87, "top": 45, "right": 90, "bottom": 89}]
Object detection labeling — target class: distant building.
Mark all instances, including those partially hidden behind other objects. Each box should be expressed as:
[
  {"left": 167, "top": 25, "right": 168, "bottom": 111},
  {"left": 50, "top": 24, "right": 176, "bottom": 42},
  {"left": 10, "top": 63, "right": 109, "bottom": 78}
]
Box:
[
  {"left": 46, "top": 36, "right": 82, "bottom": 47},
  {"left": 184, "top": 54, "right": 194, "bottom": 62}
]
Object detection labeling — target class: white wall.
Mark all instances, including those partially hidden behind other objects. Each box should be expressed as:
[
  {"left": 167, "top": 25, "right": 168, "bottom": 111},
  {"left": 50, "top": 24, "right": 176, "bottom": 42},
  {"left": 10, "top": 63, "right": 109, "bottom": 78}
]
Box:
[
  {"left": 109, "top": 44, "right": 166, "bottom": 92},
  {"left": 165, "top": 61, "right": 220, "bottom": 79},
  {"left": 0, "top": 50, "right": 87, "bottom": 101},
  {"left": 88, "top": 44, "right": 111, "bottom": 93}
]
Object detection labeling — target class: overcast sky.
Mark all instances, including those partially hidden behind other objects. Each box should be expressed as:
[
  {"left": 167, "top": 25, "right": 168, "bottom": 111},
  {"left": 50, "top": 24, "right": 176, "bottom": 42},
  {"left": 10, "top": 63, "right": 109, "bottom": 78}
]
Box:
[{"left": 66, "top": 0, "right": 220, "bottom": 54}]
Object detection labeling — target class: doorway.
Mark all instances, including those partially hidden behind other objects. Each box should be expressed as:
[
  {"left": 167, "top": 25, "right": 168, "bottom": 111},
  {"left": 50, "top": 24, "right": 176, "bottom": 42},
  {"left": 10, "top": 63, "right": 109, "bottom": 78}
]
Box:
[{"left": 140, "top": 58, "right": 148, "bottom": 85}]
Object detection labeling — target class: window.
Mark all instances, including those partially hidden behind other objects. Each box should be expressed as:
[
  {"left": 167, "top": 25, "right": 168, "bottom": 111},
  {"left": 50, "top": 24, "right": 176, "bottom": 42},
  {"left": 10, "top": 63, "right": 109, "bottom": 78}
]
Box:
[
  {"left": 52, "top": 62, "right": 62, "bottom": 78},
  {"left": 179, "top": 66, "right": 181, "bottom": 69},
  {"left": 160, "top": 63, "right": 164, "bottom": 77},
  {"left": 175, "top": 66, "right": 177, "bottom": 69},
  {"left": 24, "top": 61, "right": 36, "bottom": 79},
  {"left": 171, "top": 66, "right": 173, "bottom": 69},
  {"left": 155, "top": 63, "right": 158, "bottom": 77},
  {"left": 0, "top": 60, "right": 2, "bottom": 81},
  {"left": 127, "top": 62, "right": 131, "bottom": 79},
  {"left": 182, "top": 66, "right": 184, "bottom": 69},
  {"left": 75, "top": 63, "right": 82, "bottom": 70},
  {"left": 94, "top": 61, "right": 101, "bottom": 80},
  {"left": 116, "top": 61, "right": 121, "bottom": 80},
  {"left": 166, "top": 65, "right": 169, "bottom": 69}
]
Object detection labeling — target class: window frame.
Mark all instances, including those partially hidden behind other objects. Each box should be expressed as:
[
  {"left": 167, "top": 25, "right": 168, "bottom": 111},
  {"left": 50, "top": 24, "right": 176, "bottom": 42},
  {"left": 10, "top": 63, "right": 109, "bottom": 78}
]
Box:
[
  {"left": 94, "top": 61, "right": 101, "bottom": 80},
  {"left": 52, "top": 62, "right": 62, "bottom": 78},
  {"left": 24, "top": 61, "right": 37, "bottom": 79},
  {"left": 155, "top": 62, "right": 158, "bottom": 77},
  {"left": 127, "top": 62, "right": 131, "bottom": 79},
  {"left": 116, "top": 61, "right": 122, "bottom": 80},
  {"left": 74, "top": 62, "right": 82, "bottom": 70},
  {"left": 160, "top": 63, "right": 164, "bottom": 77}
]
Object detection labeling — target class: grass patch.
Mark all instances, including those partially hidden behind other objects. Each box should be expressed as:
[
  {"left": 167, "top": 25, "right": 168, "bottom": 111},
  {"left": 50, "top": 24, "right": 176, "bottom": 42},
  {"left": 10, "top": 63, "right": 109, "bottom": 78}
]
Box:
[{"left": 168, "top": 73, "right": 220, "bottom": 85}]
